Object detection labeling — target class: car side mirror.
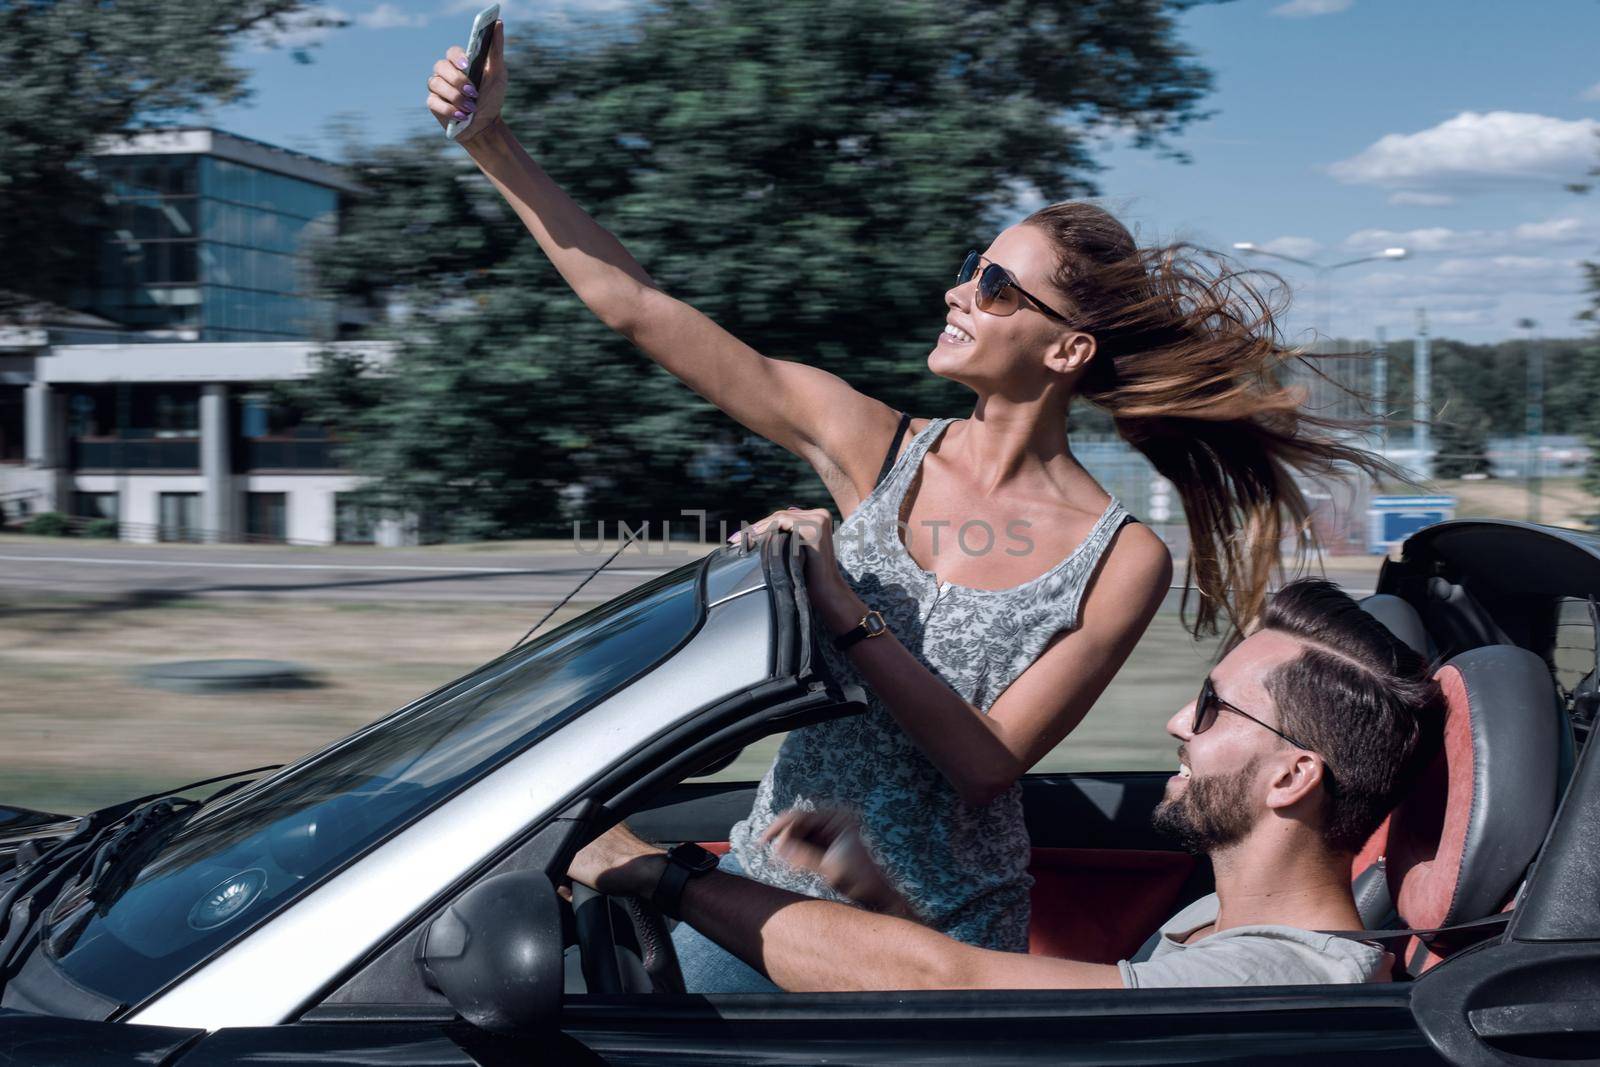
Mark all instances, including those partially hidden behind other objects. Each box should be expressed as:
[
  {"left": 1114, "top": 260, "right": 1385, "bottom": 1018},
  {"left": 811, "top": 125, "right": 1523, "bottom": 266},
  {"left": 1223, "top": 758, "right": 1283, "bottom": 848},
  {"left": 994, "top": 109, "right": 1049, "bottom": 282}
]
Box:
[{"left": 416, "top": 869, "right": 564, "bottom": 1034}]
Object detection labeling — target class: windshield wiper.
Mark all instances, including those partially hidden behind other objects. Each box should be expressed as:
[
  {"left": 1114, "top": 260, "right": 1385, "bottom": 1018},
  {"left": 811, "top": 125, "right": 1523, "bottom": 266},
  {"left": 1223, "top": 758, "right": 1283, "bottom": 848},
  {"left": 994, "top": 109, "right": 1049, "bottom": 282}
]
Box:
[{"left": 0, "top": 765, "right": 280, "bottom": 992}]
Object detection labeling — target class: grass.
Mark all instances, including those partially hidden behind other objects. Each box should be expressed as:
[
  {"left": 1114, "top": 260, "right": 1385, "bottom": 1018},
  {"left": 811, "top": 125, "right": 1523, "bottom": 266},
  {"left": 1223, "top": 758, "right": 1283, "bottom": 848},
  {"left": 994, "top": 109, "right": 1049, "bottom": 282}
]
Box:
[
  {"left": 0, "top": 590, "right": 1224, "bottom": 814},
  {"left": 1407, "top": 477, "right": 1599, "bottom": 531},
  {"left": 0, "top": 595, "right": 591, "bottom": 812}
]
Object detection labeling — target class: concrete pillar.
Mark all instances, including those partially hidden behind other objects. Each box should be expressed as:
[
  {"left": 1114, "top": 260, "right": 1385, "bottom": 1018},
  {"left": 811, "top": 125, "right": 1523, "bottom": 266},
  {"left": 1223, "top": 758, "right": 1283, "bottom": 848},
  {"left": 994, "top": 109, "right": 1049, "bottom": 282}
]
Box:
[
  {"left": 201, "top": 384, "right": 233, "bottom": 543},
  {"left": 22, "top": 381, "right": 69, "bottom": 515},
  {"left": 24, "top": 381, "right": 51, "bottom": 467}
]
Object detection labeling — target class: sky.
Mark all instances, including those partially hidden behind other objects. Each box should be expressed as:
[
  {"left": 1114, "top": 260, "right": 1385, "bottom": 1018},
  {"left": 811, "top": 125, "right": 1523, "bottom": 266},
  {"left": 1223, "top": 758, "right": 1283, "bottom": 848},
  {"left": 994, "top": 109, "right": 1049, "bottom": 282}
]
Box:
[{"left": 197, "top": 0, "right": 1600, "bottom": 344}]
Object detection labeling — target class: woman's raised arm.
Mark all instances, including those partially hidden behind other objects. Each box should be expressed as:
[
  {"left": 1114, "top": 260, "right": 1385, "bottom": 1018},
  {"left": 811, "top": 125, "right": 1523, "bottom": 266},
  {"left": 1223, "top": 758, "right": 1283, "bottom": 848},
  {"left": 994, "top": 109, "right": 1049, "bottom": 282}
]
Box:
[{"left": 425, "top": 28, "right": 898, "bottom": 511}]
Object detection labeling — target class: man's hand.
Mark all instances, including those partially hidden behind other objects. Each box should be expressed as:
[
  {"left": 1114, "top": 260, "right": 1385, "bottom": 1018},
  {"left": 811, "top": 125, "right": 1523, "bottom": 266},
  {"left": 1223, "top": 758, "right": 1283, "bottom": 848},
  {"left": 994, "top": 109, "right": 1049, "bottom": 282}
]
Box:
[
  {"left": 567, "top": 822, "right": 666, "bottom": 897},
  {"left": 761, "top": 807, "right": 914, "bottom": 918}
]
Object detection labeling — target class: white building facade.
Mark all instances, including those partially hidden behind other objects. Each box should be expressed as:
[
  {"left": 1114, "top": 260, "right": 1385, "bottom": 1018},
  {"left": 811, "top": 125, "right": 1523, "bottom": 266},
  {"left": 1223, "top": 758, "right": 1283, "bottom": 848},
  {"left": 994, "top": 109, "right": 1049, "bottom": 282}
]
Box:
[
  {"left": 0, "top": 129, "right": 400, "bottom": 546},
  {"left": 3, "top": 340, "right": 395, "bottom": 545}
]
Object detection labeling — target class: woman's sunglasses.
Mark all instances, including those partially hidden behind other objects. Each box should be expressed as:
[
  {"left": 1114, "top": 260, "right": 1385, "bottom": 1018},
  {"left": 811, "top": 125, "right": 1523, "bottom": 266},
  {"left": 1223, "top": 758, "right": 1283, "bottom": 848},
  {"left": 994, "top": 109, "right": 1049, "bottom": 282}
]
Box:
[
  {"left": 957, "top": 251, "right": 1072, "bottom": 323},
  {"left": 1192, "top": 675, "right": 1318, "bottom": 757}
]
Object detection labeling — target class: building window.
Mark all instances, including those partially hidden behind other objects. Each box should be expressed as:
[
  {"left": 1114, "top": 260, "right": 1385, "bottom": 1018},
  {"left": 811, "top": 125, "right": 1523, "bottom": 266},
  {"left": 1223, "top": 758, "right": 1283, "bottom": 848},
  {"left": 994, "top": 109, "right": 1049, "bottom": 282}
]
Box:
[
  {"left": 0, "top": 386, "right": 23, "bottom": 464},
  {"left": 67, "top": 385, "right": 201, "bottom": 471},
  {"left": 238, "top": 396, "right": 339, "bottom": 471},
  {"left": 245, "top": 492, "right": 288, "bottom": 543},
  {"left": 335, "top": 494, "right": 375, "bottom": 544},
  {"left": 158, "top": 493, "right": 202, "bottom": 543},
  {"left": 73, "top": 492, "right": 120, "bottom": 521}
]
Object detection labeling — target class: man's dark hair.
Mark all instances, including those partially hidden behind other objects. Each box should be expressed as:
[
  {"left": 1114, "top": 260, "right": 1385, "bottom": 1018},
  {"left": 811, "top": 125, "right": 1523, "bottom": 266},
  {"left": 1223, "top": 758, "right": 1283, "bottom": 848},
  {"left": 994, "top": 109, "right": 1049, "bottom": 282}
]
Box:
[{"left": 1258, "top": 578, "right": 1442, "bottom": 854}]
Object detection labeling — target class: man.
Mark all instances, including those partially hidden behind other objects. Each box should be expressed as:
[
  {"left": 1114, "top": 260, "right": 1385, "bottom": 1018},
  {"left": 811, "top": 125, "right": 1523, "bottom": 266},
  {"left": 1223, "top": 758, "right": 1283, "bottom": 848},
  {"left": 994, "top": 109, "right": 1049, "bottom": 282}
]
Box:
[{"left": 569, "top": 579, "right": 1441, "bottom": 990}]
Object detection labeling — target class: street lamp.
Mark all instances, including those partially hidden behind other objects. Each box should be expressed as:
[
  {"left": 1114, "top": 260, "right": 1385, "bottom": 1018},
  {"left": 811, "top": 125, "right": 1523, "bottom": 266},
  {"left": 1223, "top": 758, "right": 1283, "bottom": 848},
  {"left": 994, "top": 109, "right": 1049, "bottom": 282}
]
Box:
[
  {"left": 1231, "top": 243, "right": 1408, "bottom": 342},
  {"left": 1518, "top": 317, "right": 1543, "bottom": 524}
]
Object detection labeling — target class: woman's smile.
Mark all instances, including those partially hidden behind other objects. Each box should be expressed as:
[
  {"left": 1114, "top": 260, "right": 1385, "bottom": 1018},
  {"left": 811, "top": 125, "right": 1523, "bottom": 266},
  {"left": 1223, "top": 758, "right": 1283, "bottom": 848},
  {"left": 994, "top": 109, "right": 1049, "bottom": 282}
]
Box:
[{"left": 938, "top": 321, "right": 975, "bottom": 346}]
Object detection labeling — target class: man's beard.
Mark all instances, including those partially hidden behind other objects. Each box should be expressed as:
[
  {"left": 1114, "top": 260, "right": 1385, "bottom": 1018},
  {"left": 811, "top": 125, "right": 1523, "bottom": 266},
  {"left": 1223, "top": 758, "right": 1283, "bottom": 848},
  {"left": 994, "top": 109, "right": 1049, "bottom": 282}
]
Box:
[{"left": 1151, "top": 756, "right": 1260, "bottom": 855}]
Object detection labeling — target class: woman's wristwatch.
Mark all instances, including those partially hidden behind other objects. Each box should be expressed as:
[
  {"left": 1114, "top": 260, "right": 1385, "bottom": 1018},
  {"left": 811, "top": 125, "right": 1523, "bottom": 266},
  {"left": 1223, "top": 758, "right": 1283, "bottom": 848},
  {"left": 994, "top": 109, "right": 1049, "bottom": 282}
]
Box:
[{"left": 833, "top": 609, "right": 888, "bottom": 651}]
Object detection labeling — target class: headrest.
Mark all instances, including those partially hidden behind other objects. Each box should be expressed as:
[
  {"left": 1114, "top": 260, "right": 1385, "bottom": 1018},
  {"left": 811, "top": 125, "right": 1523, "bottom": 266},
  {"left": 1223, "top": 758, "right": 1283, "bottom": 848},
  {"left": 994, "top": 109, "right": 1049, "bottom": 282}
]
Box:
[
  {"left": 1358, "top": 593, "right": 1432, "bottom": 660},
  {"left": 1384, "top": 645, "right": 1561, "bottom": 933}
]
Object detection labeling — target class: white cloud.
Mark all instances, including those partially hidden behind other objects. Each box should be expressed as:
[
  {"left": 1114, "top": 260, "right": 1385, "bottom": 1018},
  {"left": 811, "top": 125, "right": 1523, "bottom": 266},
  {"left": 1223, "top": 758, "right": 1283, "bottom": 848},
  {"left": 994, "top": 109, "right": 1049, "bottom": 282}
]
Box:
[
  {"left": 1247, "top": 212, "right": 1600, "bottom": 342},
  {"left": 357, "top": 3, "right": 428, "bottom": 28},
  {"left": 1343, "top": 225, "right": 1459, "bottom": 253},
  {"left": 1432, "top": 255, "right": 1571, "bottom": 278},
  {"left": 1582, "top": 81, "right": 1600, "bottom": 102},
  {"left": 1328, "top": 111, "right": 1600, "bottom": 189},
  {"left": 1269, "top": 0, "right": 1352, "bottom": 16},
  {"left": 248, "top": 7, "right": 349, "bottom": 50},
  {"left": 1324, "top": 214, "right": 1600, "bottom": 340},
  {"left": 1254, "top": 236, "right": 1325, "bottom": 260},
  {"left": 1388, "top": 191, "right": 1455, "bottom": 207},
  {"left": 1342, "top": 215, "right": 1600, "bottom": 256},
  {"left": 1512, "top": 217, "right": 1589, "bottom": 242}
]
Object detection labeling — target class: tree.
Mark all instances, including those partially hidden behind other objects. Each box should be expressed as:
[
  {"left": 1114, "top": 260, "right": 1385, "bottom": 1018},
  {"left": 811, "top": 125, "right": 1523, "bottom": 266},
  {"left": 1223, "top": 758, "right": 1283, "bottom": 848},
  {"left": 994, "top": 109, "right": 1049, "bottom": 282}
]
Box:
[
  {"left": 1431, "top": 410, "right": 1491, "bottom": 479},
  {"left": 313, "top": 0, "right": 1222, "bottom": 538},
  {"left": 0, "top": 0, "right": 340, "bottom": 310},
  {"left": 1378, "top": 336, "right": 1600, "bottom": 444}
]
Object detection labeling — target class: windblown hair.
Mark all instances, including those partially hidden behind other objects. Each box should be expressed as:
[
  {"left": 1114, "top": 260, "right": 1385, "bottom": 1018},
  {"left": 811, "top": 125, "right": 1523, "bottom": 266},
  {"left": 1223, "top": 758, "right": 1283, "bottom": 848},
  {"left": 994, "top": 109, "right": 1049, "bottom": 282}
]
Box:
[
  {"left": 1259, "top": 579, "right": 1442, "bottom": 854},
  {"left": 1024, "top": 202, "right": 1401, "bottom": 636}
]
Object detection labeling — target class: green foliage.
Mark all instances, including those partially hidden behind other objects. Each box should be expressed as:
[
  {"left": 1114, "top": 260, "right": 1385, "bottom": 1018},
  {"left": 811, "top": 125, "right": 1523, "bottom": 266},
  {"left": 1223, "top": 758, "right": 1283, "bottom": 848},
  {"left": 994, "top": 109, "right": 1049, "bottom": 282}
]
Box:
[
  {"left": 23, "top": 512, "right": 71, "bottom": 537},
  {"left": 82, "top": 518, "right": 121, "bottom": 539},
  {"left": 1431, "top": 411, "right": 1491, "bottom": 479},
  {"left": 313, "top": 0, "right": 1219, "bottom": 537},
  {"left": 1376, "top": 337, "right": 1600, "bottom": 442},
  {"left": 0, "top": 0, "right": 337, "bottom": 310}
]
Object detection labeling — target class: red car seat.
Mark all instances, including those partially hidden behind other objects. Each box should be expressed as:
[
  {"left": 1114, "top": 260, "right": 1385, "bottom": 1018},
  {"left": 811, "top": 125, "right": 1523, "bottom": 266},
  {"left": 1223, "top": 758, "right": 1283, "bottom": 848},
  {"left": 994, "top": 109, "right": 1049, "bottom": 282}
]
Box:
[{"left": 1353, "top": 642, "right": 1567, "bottom": 975}]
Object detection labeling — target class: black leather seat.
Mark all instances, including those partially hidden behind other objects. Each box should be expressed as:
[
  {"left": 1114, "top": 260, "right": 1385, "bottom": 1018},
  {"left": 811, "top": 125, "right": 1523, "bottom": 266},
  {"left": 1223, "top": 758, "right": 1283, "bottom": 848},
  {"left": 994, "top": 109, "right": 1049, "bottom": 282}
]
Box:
[
  {"left": 1359, "top": 593, "right": 1434, "bottom": 661},
  {"left": 1358, "top": 644, "right": 1567, "bottom": 974}
]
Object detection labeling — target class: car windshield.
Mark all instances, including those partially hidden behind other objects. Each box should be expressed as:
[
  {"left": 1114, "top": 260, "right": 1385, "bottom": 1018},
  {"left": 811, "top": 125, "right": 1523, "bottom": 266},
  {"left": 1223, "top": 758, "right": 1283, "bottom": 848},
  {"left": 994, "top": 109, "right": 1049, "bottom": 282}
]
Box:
[{"left": 42, "top": 561, "right": 704, "bottom": 1008}]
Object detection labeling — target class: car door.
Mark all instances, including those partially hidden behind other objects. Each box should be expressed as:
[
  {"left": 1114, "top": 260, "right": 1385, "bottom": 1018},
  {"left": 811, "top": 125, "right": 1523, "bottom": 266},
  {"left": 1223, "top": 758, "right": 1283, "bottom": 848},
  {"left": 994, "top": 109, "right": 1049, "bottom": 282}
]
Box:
[
  {"left": 174, "top": 1016, "right": 605, "bottom": 1066},
  {"left": 596, "top": 772, "right": 1444, "bottom": 1066}
]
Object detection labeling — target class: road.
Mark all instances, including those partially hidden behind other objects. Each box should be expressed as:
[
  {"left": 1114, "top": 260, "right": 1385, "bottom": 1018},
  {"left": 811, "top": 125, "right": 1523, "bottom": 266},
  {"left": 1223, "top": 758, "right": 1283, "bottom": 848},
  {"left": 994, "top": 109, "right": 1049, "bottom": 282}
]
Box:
[
  {"left": 0, "top": 537, "right": 1383, "bottom": 607},
  {"left": 0, "top": 540, "right": 712, "bottom": 604}
]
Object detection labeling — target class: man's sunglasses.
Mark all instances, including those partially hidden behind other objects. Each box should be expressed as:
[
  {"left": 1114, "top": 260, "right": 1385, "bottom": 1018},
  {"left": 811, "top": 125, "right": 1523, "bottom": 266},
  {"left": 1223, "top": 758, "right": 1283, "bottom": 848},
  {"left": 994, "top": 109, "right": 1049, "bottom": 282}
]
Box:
[
  {"left": 957, "top": 251, "right": 1073, "bottom": 323},
  {"left": 1192, "top": 675, "right": 1318, "bottom": 757}
]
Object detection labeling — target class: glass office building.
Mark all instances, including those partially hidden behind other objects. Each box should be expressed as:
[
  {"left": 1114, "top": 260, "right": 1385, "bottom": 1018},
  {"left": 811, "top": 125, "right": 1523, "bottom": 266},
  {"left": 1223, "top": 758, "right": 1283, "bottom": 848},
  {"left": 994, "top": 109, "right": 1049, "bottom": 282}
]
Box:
[{"left": 86, "top": 130, "right": 348, "bottom": 342}]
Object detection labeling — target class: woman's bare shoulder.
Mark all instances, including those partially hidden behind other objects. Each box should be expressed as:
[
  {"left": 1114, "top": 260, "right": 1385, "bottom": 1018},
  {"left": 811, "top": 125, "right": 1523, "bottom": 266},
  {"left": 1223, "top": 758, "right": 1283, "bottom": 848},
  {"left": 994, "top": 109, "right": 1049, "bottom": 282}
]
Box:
[{"left": 1104, "top": 519, "right": 1174, "bottom": 589}]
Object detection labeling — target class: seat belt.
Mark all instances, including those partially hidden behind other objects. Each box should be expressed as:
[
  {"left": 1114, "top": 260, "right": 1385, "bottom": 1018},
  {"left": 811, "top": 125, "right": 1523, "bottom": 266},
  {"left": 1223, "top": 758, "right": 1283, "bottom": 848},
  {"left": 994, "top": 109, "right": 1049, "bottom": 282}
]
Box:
[{"left": 1321, "top": 911, "right": 1511, "bottom": 951}]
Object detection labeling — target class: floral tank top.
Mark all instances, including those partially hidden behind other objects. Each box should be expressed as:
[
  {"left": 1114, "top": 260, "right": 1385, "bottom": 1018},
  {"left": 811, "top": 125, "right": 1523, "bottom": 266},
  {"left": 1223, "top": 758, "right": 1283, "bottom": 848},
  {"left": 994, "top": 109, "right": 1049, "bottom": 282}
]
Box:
[{"left": 728, "top": 417, "right": 1133, "bottom": 951}]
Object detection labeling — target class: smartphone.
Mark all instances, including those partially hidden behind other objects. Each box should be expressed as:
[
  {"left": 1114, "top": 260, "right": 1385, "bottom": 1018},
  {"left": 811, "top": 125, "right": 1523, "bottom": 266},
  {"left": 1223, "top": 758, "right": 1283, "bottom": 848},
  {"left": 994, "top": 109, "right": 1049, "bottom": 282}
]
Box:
[{"left": 445, "top": 4, "right": 500, "bottom": 141}]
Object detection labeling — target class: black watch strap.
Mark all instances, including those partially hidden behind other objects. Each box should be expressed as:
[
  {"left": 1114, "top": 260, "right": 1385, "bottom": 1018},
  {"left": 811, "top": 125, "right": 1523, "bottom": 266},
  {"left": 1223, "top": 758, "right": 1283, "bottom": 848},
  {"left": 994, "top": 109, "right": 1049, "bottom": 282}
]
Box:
[
  {"left": 651, "top": 842, "right": 718, "bottom": 920},
  {"left": 833, "top": 609, "right": 888, "bottom": 652}
]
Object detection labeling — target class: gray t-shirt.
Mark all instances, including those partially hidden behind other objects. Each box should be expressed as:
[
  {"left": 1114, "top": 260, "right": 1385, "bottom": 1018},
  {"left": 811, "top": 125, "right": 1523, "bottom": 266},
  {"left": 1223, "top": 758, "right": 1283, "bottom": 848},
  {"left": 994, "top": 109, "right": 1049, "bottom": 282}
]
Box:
[{"left": 1119, "top": 894, "right": 1392, "bottom": 989}]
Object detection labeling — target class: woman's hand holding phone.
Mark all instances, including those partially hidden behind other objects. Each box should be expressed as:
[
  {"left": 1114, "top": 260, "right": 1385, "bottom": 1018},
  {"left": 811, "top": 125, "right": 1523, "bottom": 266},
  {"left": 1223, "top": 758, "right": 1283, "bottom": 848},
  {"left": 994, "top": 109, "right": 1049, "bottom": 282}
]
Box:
[{"left": 426, "top": 18, "right": 507, "bottom": 143}]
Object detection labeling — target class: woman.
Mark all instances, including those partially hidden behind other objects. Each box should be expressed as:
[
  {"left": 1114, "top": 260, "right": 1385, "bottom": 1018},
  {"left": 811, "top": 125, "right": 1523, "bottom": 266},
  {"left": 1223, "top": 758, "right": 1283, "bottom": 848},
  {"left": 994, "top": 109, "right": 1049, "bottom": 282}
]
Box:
[{"left": 424, "top": 30, "right": 1390, "bottom": 989}]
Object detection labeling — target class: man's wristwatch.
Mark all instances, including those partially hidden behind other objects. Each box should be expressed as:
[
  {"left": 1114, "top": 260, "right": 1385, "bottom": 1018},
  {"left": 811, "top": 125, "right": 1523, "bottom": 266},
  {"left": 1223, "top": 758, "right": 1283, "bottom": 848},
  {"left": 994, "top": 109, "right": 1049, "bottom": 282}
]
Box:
[
  {"left": 650, "top": 842, "right": 719, "bottom": 920},
  {"left": 833, "top": 608, "right": 889, "bottom": 652}
]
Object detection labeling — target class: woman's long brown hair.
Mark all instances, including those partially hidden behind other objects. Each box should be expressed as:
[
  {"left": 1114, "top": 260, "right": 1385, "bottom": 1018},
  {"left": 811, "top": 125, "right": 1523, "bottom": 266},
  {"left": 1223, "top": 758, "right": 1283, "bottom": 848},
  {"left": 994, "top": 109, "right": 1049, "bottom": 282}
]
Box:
[{"left": 1025, "top": 201, "right": 1399, "bottom": 637}]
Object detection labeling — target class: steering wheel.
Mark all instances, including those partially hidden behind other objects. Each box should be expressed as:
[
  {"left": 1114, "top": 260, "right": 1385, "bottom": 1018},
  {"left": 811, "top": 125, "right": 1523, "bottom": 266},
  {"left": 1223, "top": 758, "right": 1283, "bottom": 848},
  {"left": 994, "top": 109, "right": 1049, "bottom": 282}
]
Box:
[{"left": 570, "top": 884, "right": 685, "bottom": 994}]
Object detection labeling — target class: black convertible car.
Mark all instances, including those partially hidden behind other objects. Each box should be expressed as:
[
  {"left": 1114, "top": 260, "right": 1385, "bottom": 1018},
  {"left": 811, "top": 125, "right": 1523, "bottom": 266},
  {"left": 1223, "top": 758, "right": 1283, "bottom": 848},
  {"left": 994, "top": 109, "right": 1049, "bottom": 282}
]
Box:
[{"left": 0, "top": 519, "right": 1596, "bottom": 1065}]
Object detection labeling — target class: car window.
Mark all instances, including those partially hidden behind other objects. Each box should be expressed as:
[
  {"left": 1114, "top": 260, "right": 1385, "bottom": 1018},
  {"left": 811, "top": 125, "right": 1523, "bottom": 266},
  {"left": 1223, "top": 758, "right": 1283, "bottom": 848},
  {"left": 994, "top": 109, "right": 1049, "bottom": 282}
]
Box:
[{"left": 42, "top": 562, "right": 704, "bottom": 1008}]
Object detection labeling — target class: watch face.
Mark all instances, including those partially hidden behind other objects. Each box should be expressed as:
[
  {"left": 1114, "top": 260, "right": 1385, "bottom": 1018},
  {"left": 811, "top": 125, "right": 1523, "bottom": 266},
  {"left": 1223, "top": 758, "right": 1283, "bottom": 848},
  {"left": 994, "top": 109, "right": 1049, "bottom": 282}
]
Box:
[
  {"left": 864, "top": 611, "right": 887, "bottom": 636},
  {"left": 669, "top": 842, "right": 720, "bottom": 874}
]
